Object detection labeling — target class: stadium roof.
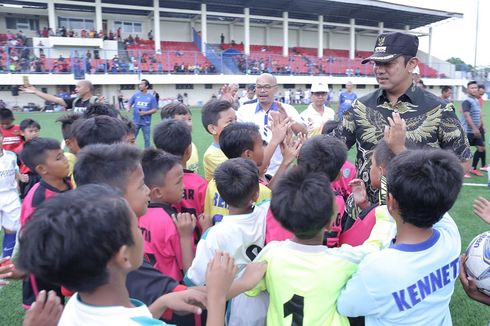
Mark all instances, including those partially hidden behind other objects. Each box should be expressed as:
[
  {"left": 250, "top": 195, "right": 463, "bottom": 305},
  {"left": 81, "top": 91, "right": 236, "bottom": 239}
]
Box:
[{"left": 2, "top": 0, "right": 463, "bottom": 30}]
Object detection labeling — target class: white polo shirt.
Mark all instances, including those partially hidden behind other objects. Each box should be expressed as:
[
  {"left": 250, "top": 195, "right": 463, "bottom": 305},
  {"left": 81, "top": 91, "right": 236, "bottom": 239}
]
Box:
[
  {"left": 237, "top": 101, "right": 303, "bottom": 175},
  {"left": 300, "top": 103, "right": 336, "bottom": 137}
]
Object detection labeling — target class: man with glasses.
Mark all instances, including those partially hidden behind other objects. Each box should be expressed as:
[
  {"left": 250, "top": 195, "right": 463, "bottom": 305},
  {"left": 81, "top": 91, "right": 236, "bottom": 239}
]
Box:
[
  {"left": 332, "top": 32, "right": 470, "bottom": 203},
  {"left": 300, "top": 82, "right": 335, "bottom": 137},
  {"left": 237, "top": 73, "right": 306, "bottom": 176}
]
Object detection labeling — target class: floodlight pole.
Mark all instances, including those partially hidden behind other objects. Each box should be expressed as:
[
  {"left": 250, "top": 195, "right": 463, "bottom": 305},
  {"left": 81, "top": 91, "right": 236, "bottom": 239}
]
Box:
[{"left": 474, "top": 0, "right": 479, "bottom": 68}]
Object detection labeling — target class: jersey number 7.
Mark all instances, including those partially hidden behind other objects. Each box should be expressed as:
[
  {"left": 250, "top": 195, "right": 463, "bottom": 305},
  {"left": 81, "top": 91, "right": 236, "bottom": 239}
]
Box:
[{"left": 283, "top": 294, "right": 304, "bottom": 326}]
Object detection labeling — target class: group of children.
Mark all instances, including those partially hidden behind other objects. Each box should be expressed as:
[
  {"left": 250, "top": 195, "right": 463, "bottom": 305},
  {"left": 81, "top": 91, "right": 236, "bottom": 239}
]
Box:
[{"left": 0, "top": 98, "right": 488, "bottom": 325}]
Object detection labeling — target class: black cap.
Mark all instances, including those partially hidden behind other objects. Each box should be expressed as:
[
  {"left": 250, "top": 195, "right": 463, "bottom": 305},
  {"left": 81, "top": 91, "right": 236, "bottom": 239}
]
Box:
[{"left": 361, "top": 32, "right": 419, "bottom": 64}]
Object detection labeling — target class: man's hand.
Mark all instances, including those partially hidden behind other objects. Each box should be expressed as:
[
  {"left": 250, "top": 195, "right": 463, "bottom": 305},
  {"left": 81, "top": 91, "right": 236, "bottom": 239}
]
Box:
[
  {"left": 349, "top": 178, "right": 369, "bottom": 210},
  {"left": 219, "top": 84, "right": 235, "bottom": 103},
  {"left": 19, "top": 85, "right": 38, "bottom": 94},
  {"left": 270, "top": 112, "right": 291, "bottom": 146},
  {"left": 18, "top": 173, "right": 29, "bottom": 183},
  {"left": 473, "top": 127, "right": 481, "bottom": 138},
  {"left": 23, "top": 290, "right": 63, "bottom": 326},
  {"left": 172, "top": 213, "right": 197, "bottom": 239},
  {"left": 473, "top": 197, "right": 490, "bottom": 224},
  {"left": 384, "top": 112, "right": 407, "bottom": 155}
]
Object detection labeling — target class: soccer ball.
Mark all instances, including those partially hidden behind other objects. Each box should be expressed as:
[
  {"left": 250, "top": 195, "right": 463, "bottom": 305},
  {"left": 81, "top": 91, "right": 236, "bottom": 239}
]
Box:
[{"left": 465, "top": 231, "right": 490, "bottom": 296}]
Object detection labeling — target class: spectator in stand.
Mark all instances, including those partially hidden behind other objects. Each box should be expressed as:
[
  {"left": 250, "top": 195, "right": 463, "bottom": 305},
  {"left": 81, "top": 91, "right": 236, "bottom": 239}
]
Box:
[
  {"left": 60, "top": 26, "right": 67, "bottom": 37},
  {"left": 135, "top": 35, "right": 140, "bottom": 43},
  {"left": 440, "top": 86, "right": 453, "bottom": 104},
  {"left": 41, "top": 27, "right": 48, "bottom": 38},
  {"left": 148, "top": 30, "right": 153, "bottom": 40},
  {"left": 117, "top": 27, "right": 122, "bottom": 41},
  {"left": 220, "top": 33, "right": 225, "bottom": 44},
  {"left": 108, "top": 30, "right": 114, "bottom": 40},
  {"left": 88, "top": 29, "right": 96, "bottom": 38},
  {"left": 81, "top": 29, "right": 87, "bottom": 38}
]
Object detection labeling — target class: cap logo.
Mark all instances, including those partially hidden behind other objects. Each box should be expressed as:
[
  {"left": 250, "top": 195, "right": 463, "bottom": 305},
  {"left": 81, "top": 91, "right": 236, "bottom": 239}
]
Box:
[
  {"left": 374, "top": 46, "right": 386, "bottom": 53},
  {"left": 377, "top": 36, "right": 385, "bottom": 47}
]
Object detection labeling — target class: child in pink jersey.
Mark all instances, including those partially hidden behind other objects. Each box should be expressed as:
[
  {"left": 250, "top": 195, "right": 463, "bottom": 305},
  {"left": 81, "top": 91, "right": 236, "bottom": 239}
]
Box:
[
  {"left": 139, "top": 149, "right": 195, "bottom": 282},
  {"left": 153, "top": 119, "right": 210, "bottom": 241}
]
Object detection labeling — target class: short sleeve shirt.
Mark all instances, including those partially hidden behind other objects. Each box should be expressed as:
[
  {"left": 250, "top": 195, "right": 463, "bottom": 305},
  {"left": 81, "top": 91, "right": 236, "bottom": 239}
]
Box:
[
  {"left": 333, "top": 85, "right": 470, "bottom": 203},
  {"left": 64, "top": 97, "right": 93, "bottom": 113},
  {"left": 460, "top": 96, "right": 481, "bottom": 133},
  {"left": 129, "top": 92, "right": 158, "bottom": 125}
]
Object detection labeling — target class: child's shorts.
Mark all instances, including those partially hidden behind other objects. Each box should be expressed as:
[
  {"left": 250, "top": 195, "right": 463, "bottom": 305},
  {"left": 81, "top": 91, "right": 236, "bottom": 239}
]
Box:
[{"left": 0, "top": 191, "right": 21, "bottom": 231}]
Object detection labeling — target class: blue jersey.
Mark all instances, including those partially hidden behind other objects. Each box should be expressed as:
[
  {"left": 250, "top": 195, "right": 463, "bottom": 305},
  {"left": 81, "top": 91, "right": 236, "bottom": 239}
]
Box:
[
  {"left": 339, "top": 91, "right": 357, "bottom": 113},
  {"left": 129, "top": 92, "right": 157, "bottom": 125}
]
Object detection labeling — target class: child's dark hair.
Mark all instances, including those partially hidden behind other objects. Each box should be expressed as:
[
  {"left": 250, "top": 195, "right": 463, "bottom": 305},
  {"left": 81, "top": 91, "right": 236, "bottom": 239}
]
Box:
[
  {"left": 372, "top": 139, "right": 396, "bottom": 168},
  {"left": 122, "top": 117, "right": 135, "bottom": 135},
  {"left": 73, "top": 116, "right": 127, "bottom": 149},
  {"left": 74, "top": 143, "right": 142, "bottom": 193},
  {"left": 56, "top": 113, "right": 82, "bottom": 140},
  {"left": 387, "top": 149, "right": 463, "bottom": 228},
  {"left": 0, "top": 108, "right": 14, "bottom": 120},
  {"left": 214, "top": 158, "right": 259, "bottom": 208},
  {"left": 219, "top": 123, "right": 260, "bottom": 159},
  {"left": 17, "top": 184, "right": 134, "bottom": 293},
  {"left": 321, "top": 120, "right": 339, "bottom": 135},
  {"left": 201, "top": 99, "right": 232, "bottom": 134},
  {"left": 83, "top": 103, "right": 120, "bottom": 119},
  {"left": 161, "top": 102, "right": 191, "bottom": 120},
  {"left": 141, "top": 148, "right": 180, "bottom": 188},
  {"left": 20, "top": 137, "right": 61, "bottom": 171},
  {"left": 298, "top": 135, "right": 347, "bottom": 181},
  {"left": 153, "top": 120, "right": 191, "bottom": 157},
  {"left": 19, "top": 119, "right": 41, "bottom": 131},
  {"left": 271, "top": 167, "right": 335, "bottom": 239}
]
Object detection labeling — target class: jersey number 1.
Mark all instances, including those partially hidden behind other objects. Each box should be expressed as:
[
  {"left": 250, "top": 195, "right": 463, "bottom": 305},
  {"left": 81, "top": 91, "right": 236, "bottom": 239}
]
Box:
[{"left": 283, "top": 294, "right": 304, "bottom": 326}]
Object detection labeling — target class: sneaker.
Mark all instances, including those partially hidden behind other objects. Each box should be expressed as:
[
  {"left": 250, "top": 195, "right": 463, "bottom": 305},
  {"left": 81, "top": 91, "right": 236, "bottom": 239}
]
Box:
[
  {"left": 464, "top": 173, "right": 472, "bottom": 178},
  {"left": 480, "top": 165, "right": 489, "bottom": 171},
  {"left": 470, "top": 169, "right": 485, "bottom": 177}
]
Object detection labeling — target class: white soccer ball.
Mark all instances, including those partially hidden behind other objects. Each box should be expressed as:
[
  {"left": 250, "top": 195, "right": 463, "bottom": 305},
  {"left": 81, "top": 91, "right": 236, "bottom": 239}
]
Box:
[{"left": 465, "top": 231, "right": 490, "bottom": 296}]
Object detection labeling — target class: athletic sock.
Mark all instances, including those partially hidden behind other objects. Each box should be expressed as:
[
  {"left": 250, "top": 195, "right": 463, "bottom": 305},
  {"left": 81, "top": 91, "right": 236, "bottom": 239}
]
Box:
[
  {"left": 2, "top": 232, "right": 16, "bottom": 258},
  {"left": 472, "top": 151, "right": 481, "bottom": 170},
  {"left": 482, "top": 150, "right": 487, "bottom": 167}
]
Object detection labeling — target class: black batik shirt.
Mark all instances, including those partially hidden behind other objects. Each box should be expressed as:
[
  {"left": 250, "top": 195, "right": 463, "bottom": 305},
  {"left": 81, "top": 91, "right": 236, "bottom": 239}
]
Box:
[{"left": 333, "top": 83, "right": 471, "bottom": 202}]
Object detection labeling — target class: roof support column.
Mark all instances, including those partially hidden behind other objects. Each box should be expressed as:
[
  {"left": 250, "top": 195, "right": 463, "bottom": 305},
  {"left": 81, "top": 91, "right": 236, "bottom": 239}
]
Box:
[
  {"left": 265, "top": 25, "right": 270, "bottom": 46},
  {"left": 244, "top": 8, "right": 250, "bottom": 55},
  {"left": 318, "top": 15, "right": 323, "bottom": 58},
  {"left": 95, "top": 0, "right": 103, "bottom": 33},
  {"left": 153, "top": 0, "right": 161, "bottom": 52},
  {"left": 201, "top": 3, "right": 207, "bottom": 54},
  {"left": 378, "top": 21, "right": 384, "bottom": 35},
  {"left": 404, "top": 25, "right": 410, "bottom": 31},
  {"left": 297, "top": 28, "right": 301, "bottom": 47},
  {"left": 229, "top": 23, "right": 235, "bottom": 44},
  {"left": 283, "top": 11, "right": 289, "bottom": 57},
  {"left": 47, "top": 0, "right": 56, "bottom": 32},
  {"left": 428, "top": 26, "right": 433, "bottom": 68},
  {"left": 349, "top": 18, "right": 355, "bottom": 60}
]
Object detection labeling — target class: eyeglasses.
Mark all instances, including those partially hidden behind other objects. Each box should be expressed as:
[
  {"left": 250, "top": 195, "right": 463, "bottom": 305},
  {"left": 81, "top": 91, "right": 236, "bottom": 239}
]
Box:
[{"left": 256, "top": 84, "right": 277, "bottom": 91}]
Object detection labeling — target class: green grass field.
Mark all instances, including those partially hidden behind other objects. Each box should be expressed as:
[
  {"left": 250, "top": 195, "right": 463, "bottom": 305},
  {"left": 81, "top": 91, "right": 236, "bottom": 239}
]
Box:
[{"left": 1, "top": 103, "right": 489, "bottom": 325}]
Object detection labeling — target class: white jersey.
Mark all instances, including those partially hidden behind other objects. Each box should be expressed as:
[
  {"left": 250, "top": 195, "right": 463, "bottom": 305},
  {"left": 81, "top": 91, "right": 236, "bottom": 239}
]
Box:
[
  {"left": 300, "top": 103, "right": 336, "bottom": 137},
  {"left": 60, "top": 293, "right": 169, "bottom": 326},
  {"left": 237, "top": 102, "right": 304, "bottom": 175},
  {"left": 0, "top": 150, "right": 18, "bottom": 193},
  {"left": 337, "top": 213, "right": 460, "bottom": 326},
  {"left": 185, "top": 200, "right": 269, "bottom": 286}
]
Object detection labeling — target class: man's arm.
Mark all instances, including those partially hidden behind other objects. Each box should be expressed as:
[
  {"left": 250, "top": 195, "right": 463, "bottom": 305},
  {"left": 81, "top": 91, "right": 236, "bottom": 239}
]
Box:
[{"left": 20, "top": 86, "right": 67, "bottom": 106}]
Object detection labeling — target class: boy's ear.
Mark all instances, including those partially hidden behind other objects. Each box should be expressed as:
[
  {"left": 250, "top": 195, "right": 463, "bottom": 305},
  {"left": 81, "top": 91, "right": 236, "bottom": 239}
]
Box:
[
  {"left": 387, "top": 193, "right": 399, "bottom": 216},
  {"left": 184, "top": 144, "right": 192, "bottom": 158},
  {"left": 242, "top": 149, "right": 253, "bottom": 160},
  {"left": 112, "top": 245, "right": 133, "bottom": 270},
  {"left": 150, "top": 186, "right": 163, "bottom": 200},
  {"left": 324, "top": 199, "right": 338, "bottom": 231},
  {"left": 35, "top": 164, "right": 48, "bottom": 176},
  {"left": 207, "top": 124, "right": 217, "bottom": 135},
  {"left": 251, "top": 187, "right": 260, "bottom": 204}
]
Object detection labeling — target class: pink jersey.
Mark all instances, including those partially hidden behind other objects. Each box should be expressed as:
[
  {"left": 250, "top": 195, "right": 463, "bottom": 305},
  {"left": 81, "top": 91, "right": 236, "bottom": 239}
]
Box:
[
  {"left": 175, "top": 170, "right": 207, "bottom": 218},
  {"left": 20, "top": 179, "right": 72, "bottom": 226},
  {"left": 139, "top": 203, "right": 184, "bottom": 282},
  {"left": 331, "top": 160, "right": 356, "bottom": 199},
  {"left": 266, "top": 193, "right": 346, "bottom": 246},
  {"left": 339, "top": 204, "right": 377, "bottom": 246},
  {"left": 1, "top": 124, "right": 23, "bottom": 153}
]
